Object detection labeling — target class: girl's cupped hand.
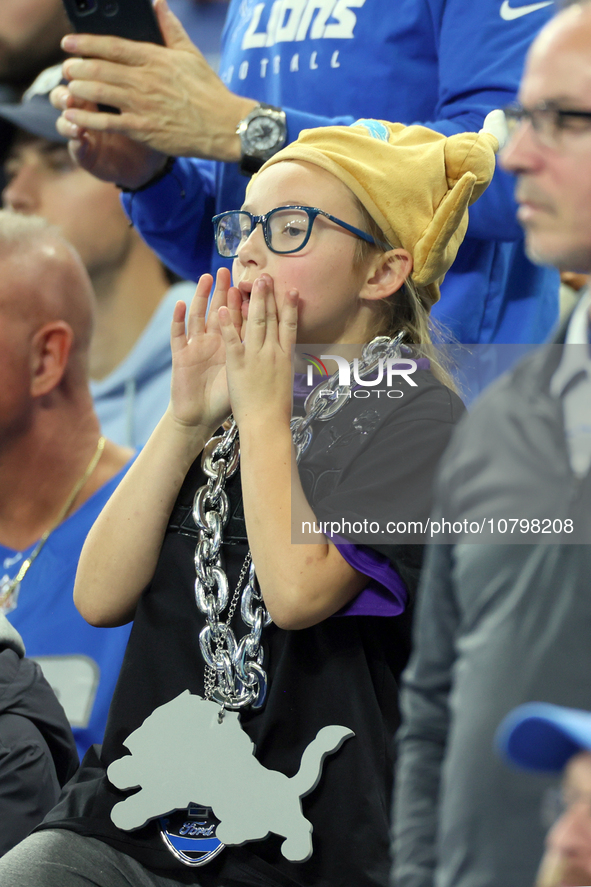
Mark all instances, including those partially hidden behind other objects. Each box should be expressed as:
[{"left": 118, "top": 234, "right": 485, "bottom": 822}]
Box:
[
  {"left": 218, "top": 274, "right": 298, "bottom": 429},
  {"left": 169, "top": 267, "right": 243, "bottom": 433}
]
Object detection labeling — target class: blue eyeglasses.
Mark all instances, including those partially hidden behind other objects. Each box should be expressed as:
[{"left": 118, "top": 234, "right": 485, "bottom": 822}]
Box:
[{"left": 212, "top": 205, "right": 390, "bottom": 258}]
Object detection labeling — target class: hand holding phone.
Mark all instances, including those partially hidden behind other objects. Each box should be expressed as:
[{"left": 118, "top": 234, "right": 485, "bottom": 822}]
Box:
[{"left": 55, "top": 0, "right": 255, "bottom": 168}]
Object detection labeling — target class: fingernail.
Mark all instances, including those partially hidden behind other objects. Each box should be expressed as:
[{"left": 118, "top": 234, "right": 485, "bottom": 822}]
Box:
[
  {"left": 255, "top": 278, "right": 266, "bottom": 291},
  {"left": 63, "top": 116, "right": 80, "bottom": 137},
  {"left": 62, "top": 35, "right": 77, "bottom": 51}
]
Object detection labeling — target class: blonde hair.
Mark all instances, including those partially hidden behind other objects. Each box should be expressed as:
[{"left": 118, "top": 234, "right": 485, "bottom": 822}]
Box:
[{"left": 353, "top": 200, "right": 457, "bottom": 390}]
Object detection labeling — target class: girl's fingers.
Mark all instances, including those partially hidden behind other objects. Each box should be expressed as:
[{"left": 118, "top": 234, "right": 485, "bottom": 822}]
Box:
[
  {"left": 207, "top": 267, "right": 233, "bottom": 332},
  {"left": 186, "top": 273, "right": 213, "bottom": 339},
  {"left": 170, "top": 300, "right": 187, "bottom": 353},
  {"left": 278, "top": 289, "right": 299, "bottom": 351},
  {"left": 244, "top": 277, "right": 267, "bottom": 349},
  {"left": 244, "top": 275, "right": 275, "bottom": 349},
  {"left": 263, "top": 277, "right": 279, "bottom": 337},
  {"left": 226, "top": 285, "right": 244, "bottom": 333},
  {"left": 218, "top": 306, "right": 243, "bottom": 355}
]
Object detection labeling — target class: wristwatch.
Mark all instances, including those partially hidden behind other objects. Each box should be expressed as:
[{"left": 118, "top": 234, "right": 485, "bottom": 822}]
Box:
[{"left": 237, "top": 103, "right": 287, "bottom": 176}]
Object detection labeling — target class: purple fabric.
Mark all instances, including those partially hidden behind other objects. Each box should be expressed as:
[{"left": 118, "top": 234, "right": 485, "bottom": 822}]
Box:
[
  {"left": 293, "top": 371, "right": 313, "bottom": 403},
  {"left": 333, "top": 540, "right": 408, "bottom": 617}
]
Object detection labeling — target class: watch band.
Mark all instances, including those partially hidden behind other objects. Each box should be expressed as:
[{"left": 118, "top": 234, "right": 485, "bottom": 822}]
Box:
[
  {"left": 117, "top": 156, "right": 176, "bottom": 193},
  {"left": 239, "top": 153, "right": 267, "bottom": 176}
]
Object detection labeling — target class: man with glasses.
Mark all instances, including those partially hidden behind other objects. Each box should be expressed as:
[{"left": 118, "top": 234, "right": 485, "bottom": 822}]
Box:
[
  {"left": 391, "top": 3, "right": 591, "bottom": 886},
  {"left": 498, "top": 703, "right": 591, "bottom": 887}
]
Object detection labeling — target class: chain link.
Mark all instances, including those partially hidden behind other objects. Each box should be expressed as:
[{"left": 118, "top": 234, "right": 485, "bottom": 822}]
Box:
[{"left": 195, "top": 427, "right": 271, "bottom": 711}]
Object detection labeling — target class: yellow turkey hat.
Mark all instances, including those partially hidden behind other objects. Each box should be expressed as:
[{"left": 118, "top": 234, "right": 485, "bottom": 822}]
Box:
[{"left": 253, "top": 118, "right": 499, "bottom": 306}]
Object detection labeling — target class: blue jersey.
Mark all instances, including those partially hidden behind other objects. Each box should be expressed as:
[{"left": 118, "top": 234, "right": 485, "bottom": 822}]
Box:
[
  {"left": 123, "top": 0, "right": 558, "bottom": 345},
  {"left": 1, "top": 460, "right": 135, "bottom": 759}
]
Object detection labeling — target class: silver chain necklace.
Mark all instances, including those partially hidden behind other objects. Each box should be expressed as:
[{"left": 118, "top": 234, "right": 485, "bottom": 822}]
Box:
[
  {"left": 191, "top": 333, "right": 405, "bottom": 712},
  {"left": 193, "top": 421, "right": 270, "bottom": 712}
]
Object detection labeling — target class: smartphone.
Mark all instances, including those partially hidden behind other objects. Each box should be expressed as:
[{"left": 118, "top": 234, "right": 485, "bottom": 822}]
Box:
[{"left": 61, "top": 0, "right": 164, "bottom": 45}]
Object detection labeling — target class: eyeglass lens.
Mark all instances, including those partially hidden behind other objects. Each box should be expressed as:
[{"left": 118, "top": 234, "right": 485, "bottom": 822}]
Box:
[
  {"left": 505, "top": 103, "right": 591, "bottom": 149},
  {"left": 216, "top": 212, "right": 252, "bottom": 257},
  {"left": 216, "top": 209, "right": 314, "bottom": 257},
  {"left": 267, "top": 208, "right": 311, "bottom": 252},
  {"left": 505, "top": 105, "right": 559, "bottom": 148}
]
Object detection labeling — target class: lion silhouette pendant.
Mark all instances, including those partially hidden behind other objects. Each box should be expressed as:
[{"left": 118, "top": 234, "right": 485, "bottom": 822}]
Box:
[{"left": 107, "top": 691, "right": 354, "bottom": 866}]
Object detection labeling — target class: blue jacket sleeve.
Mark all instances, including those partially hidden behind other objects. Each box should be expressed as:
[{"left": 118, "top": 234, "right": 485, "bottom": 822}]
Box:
[
  {"left": 121, "top": 157, "right": 218, "bottom": 282},
  {"left": 284, "top": 0, "right": 553, "bottom": 243},
  {"left": 124, "top": 0, "right": 553, "bottom": 270}
]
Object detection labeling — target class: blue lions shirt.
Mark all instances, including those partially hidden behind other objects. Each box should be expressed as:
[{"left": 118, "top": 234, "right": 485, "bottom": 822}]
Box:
[{"left": 1, "top": 458, "right": 136, "bottom": 759}]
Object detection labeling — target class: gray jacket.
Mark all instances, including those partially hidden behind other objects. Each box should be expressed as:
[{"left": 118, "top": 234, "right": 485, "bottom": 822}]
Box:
[{"left": 391, "top": 342, "right": 591, "bottom": 887}]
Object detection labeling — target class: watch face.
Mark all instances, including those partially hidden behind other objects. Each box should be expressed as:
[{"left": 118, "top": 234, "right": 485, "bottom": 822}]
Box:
[{"left": 246, "top": 117, "right": 284, "bottom": 155}]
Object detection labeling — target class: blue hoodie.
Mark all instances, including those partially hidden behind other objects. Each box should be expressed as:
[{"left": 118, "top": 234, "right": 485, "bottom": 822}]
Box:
[
  {"left": 90, "top": 281, "right": 195, "bottom": 447},
  {"left": 123, "top": 0, "right": 558, "bottom": 345}
]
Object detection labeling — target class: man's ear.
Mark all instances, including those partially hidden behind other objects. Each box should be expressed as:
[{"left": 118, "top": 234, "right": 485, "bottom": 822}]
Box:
[
  {"left": 29, "top": 321, "right": 73, "bottom": 397},
  {"left": 360, "top": 249, "right": 413, "bottom": 302}
]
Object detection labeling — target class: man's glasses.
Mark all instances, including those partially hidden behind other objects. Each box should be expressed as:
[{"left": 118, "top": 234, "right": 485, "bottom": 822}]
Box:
[
  {"left": 504, "top": 101, "right": 591, "bottom": 150},
  {"left": 212, "top": 205, "right": 390, "bottom": 258}
]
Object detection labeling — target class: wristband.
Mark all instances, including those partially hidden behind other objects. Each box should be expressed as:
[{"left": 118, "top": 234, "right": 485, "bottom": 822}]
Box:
[{"left": 117, "top": 156, "right": 175, "bottom": 193}]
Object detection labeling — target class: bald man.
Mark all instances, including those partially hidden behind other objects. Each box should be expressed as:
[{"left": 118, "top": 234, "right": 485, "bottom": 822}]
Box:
[
  {"left": 0, "top": 212, "right": 135, "bottom": 758},
  {"left": 0, "top": 66, "right": 196, "bottom": 448}
]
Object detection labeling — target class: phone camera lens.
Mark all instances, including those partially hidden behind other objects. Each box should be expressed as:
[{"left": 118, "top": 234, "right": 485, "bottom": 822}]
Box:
[
  {"left": 75, "top": 0, "right": 98, "bottom": 12},
  {"left": 103, "top": 1, "right": 119, "bottom": 14}
]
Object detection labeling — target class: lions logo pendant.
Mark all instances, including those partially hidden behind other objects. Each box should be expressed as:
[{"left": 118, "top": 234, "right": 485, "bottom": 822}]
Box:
[
  {"left": 159, "top": 805, "right": 224, "bottom": 866},
  {"left": 108, "top": 692, "right": 354, "bottom": 867}
]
